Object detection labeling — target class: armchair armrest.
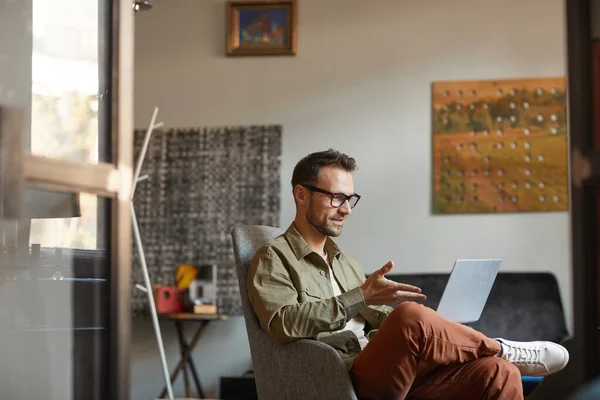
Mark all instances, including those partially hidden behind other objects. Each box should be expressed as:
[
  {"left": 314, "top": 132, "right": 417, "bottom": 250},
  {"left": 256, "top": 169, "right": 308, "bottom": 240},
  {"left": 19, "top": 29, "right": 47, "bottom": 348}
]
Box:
[{"left": 251, "top": 338, "right": 357, "bottom": 400}]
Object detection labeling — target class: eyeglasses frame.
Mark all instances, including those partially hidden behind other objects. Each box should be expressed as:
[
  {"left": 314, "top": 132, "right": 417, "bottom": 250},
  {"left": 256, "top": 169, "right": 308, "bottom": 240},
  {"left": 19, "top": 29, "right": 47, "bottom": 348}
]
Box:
[{"left": 300, "top": 184, "right": 361, "bottom": 209}]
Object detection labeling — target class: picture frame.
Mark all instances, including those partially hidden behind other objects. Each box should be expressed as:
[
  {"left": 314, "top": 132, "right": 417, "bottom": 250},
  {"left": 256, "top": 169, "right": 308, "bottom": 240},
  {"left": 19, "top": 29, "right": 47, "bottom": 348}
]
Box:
[{"left": 226, "top": 0, "right": 297, "bottom": 56}]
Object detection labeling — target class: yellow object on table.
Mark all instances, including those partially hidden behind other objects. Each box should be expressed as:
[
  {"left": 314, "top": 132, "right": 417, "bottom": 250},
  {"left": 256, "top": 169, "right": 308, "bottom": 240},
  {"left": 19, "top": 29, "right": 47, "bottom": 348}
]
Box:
[{"left": 176, "top": 264, "right": 197, "bottom": 289}]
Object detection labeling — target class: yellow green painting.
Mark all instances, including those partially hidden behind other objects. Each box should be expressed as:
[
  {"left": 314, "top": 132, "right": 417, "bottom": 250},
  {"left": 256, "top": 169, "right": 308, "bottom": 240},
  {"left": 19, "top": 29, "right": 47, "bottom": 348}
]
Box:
[{"left": 432, "top": 77, "right": 569, "bottom": 214}]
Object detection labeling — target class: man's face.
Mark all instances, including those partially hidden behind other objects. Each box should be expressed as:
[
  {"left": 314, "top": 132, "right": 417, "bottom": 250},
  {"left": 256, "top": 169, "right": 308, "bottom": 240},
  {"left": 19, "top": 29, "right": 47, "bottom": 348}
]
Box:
[{"left": 304, "top": 166, "right": 354, "bottom": 237}]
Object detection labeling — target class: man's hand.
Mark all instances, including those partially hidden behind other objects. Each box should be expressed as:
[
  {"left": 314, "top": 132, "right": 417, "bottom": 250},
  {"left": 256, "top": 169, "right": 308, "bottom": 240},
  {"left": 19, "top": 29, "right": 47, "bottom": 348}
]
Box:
[{"left": 360, "top": 261, "right": 427, "bottom": 305}]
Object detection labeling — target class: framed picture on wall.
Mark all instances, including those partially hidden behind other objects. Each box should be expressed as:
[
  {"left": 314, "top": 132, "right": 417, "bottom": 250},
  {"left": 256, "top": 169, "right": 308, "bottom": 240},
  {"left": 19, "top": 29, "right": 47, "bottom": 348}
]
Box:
[
  {"left": 226, "top": 0, "right": 297, "bottom": 56},
  {"left": 431, "top": 77, "right": 569, "bottom": 215}
]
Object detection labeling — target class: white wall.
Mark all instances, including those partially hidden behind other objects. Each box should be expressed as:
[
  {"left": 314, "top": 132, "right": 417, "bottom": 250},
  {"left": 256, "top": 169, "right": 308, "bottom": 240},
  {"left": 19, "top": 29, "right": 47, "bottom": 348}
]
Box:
[{"left": 134, "top": 0, "right": 570, "bottom": 397}]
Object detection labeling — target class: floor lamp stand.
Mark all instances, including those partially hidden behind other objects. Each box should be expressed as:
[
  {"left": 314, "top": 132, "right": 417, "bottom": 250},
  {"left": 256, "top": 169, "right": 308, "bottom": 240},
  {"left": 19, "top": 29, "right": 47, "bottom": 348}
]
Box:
[{"left": 131, "top": 107, "right": 174, "bottom": 400}]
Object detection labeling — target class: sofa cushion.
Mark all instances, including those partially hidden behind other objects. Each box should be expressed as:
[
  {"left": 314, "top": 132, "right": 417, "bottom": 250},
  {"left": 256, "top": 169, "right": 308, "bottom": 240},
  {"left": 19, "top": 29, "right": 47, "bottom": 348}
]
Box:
[{"left": 385, "top": 272, "right": 569, "bottom": 343}]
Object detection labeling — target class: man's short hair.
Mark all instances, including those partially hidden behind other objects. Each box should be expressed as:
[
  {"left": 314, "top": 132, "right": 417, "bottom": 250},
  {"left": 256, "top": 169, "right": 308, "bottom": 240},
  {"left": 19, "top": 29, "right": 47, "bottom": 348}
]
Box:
[{"left": 291, "top": 149, "right": 357, "bottom": 188}]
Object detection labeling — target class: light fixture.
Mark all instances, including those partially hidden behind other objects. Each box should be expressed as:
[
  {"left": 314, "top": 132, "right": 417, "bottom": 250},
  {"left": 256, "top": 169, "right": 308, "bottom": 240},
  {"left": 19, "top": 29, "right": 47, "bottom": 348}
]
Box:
[{"left": 133, "top": 0, "right": 153, "bottom": 14}]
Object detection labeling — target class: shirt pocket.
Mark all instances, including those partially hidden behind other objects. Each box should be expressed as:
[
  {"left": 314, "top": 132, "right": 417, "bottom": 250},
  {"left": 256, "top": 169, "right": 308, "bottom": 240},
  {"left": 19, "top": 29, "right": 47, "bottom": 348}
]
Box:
[
  {"left": 298, "top": 288, "right": 324, "bottom": 302},
  {"left": 296, "top": 269, "right": 333, "bottom": 302},
  {"left": 297, "top": 277, "right": 332, "bottom": 301}
]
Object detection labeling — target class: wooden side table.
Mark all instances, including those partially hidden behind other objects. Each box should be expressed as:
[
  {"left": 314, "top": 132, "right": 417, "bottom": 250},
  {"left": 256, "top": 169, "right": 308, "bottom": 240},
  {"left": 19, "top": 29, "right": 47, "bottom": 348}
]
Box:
[{"left": 157, "top": 313, "right": 228, "bottom": 399}]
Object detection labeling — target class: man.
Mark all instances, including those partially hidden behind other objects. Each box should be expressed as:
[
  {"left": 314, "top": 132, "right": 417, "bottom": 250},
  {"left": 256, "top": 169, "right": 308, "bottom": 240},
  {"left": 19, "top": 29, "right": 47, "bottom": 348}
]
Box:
[{"left": 248, "top": 149, "right": 569, "bottom": 400}]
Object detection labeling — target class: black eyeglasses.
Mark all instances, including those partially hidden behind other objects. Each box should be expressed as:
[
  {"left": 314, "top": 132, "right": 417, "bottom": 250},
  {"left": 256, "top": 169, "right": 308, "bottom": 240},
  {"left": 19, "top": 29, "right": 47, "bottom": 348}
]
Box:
[{"left": 301, "top": 184, "right": 361, "bottom": 209}]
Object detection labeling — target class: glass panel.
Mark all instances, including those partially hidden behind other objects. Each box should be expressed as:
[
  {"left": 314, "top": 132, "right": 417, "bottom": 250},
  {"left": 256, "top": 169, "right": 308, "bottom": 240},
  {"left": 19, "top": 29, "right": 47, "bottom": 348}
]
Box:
[
  {"left": 31, "top": 0, "right": 110, "bottom": 163},
  {"left": 0, "top": 188, "right": 110, "bottom": 399},
  {"left": 29, "top": 192, "right": 100, "bottom": 250},
  {"left": 0, "top": 0, "right": 110, "bottom": 163}
]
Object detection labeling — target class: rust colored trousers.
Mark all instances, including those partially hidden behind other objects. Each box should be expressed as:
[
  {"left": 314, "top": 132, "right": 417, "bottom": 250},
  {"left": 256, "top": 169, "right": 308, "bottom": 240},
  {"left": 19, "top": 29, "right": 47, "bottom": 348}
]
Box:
[{"left": 351, "top": 301, "right": 524, "bottom": 400}]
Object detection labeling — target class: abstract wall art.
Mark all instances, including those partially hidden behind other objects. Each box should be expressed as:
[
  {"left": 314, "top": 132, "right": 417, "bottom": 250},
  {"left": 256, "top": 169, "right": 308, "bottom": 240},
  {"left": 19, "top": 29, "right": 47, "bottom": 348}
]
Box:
[{"left": 432, "top": 77, "right": 569, "bottom": 214}]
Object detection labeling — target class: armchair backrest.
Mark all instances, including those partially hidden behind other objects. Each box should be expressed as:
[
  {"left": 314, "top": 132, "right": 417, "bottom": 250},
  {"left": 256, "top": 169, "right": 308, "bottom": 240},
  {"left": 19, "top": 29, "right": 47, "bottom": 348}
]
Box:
[
  {"left": 230, "top": 225, "right": 285, "bottom": 396},
  {"left": 231, "top": 224, "right": 284, "bottom": 351}
]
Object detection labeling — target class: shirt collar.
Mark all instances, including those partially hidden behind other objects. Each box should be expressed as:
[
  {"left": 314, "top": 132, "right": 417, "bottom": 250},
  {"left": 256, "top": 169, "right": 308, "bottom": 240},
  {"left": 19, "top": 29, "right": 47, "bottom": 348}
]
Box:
[{"left": 284, "top": 223, "right": 341, "bottom": 261}]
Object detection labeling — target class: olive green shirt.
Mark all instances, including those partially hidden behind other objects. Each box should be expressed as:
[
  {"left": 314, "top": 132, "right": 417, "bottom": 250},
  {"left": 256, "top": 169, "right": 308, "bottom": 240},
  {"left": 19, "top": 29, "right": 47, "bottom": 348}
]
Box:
[{"left": 247, "top": 223, "right": 394, "bottom": 370}]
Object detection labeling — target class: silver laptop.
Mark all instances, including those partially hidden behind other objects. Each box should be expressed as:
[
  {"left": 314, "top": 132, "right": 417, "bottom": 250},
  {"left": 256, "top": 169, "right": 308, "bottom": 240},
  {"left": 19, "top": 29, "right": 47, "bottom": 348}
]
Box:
[{"left": 436, "top": 259, "right": 502, "bottom": 323}]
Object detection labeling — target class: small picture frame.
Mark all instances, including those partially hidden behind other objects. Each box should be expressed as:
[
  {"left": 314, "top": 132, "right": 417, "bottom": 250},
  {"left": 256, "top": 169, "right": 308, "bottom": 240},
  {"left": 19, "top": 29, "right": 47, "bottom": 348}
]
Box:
[{"left": 226, "top": 0, "right": 297, "bottom": 56}]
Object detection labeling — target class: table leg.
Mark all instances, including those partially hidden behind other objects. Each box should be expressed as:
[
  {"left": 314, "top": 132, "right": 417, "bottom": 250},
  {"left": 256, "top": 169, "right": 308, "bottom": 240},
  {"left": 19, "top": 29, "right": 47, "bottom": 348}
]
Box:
[
  {"left": 184, "top": 336, "right": 204, "bottom": 398},
  {"left": 159, "top": 321, "right": 208, "bottom": 399},
  {"left": 175, "top": 322, "right": 191, "bottom": 398}
]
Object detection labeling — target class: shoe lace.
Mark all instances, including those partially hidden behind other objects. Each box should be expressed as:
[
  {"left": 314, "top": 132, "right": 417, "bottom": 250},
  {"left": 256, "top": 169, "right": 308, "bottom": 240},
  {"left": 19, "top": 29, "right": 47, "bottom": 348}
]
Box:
[{"left": 505, "top": 343, "right": 542, "bottom": 365}]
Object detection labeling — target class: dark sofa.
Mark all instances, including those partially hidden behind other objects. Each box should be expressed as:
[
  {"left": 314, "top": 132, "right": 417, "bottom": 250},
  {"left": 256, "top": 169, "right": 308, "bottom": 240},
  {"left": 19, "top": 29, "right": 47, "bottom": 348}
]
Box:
[{"left": 386, "top": 272, "right": 569, "bottom": 343}]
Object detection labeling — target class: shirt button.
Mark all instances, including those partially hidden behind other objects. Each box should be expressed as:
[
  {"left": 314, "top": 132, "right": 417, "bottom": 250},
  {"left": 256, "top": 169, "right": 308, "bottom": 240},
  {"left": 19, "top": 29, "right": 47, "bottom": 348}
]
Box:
[{"left": 320, "top": 271, "right": 326, "bottom": 276}]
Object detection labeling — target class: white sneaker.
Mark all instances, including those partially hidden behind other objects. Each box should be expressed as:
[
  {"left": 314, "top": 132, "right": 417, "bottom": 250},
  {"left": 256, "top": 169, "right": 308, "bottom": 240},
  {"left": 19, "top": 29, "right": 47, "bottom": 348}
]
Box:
[{"left": 495, "top": 338, "right": 569, "bottom": 376}]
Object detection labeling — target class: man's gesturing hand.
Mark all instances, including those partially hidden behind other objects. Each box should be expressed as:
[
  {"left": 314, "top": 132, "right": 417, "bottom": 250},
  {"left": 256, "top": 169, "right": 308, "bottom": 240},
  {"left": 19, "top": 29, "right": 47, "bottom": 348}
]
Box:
[{"left": 360, "top": 261, "right": 427, "bottom": 305}]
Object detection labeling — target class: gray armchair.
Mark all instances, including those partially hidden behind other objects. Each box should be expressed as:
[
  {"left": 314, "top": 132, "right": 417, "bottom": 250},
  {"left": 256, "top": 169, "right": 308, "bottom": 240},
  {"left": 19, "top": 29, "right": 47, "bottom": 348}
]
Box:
[{"left": 231, "top": 225, "right": 357, "bottom": 400}]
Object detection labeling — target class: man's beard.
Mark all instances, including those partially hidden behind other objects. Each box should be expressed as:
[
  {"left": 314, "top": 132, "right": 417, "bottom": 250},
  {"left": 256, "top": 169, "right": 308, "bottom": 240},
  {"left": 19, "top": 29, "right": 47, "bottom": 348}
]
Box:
[{"left": 307, "top": 209, "right": 342, "bottom": 237}]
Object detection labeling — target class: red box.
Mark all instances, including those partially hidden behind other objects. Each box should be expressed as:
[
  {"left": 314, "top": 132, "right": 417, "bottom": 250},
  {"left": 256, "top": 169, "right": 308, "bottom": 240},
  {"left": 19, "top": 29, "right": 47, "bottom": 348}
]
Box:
[{"left": 153, "top": 285, "right": 184, "bottom": 313}]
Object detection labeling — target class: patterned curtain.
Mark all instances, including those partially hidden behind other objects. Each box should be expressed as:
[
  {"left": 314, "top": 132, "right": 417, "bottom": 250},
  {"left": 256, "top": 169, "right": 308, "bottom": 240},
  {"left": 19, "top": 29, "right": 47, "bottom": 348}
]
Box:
[{"left": 131, "top": 125, "right": 281, "bottom": 315}]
